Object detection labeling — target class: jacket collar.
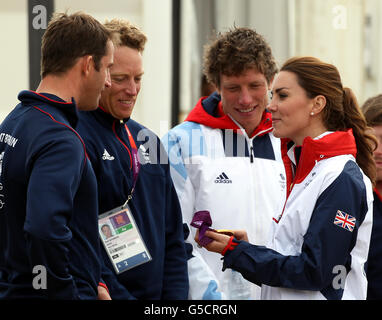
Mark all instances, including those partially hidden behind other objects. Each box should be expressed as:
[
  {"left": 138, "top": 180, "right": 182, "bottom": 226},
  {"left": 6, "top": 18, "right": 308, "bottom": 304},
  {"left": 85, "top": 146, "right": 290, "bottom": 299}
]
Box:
[
  {"left": 185, "top": 92, "right": 273, "bottom": 138},
  {"left": 18, "top": 90, "right": 79, "bottom": 128},
  {"left": 374, "top": 188, "right": 382, "bottom": 202},
  {"left": 287, "top": 130, "right": 357, "bottom": 184},
  {"left": 95, "top": 105, "right": 130, "bottom": 125}
]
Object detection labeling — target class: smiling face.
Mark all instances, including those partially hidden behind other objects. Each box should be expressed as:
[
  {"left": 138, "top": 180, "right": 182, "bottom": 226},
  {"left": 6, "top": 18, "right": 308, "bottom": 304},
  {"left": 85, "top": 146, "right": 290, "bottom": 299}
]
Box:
[
  {"left": 217, "top": 68, "right": 270, "bottom": 136},
  {"left": 99, "top": 45, "right": 143, "bottom": 119},
  {"left": 268, "top": 71, "right": 319, "bottom": 145}
]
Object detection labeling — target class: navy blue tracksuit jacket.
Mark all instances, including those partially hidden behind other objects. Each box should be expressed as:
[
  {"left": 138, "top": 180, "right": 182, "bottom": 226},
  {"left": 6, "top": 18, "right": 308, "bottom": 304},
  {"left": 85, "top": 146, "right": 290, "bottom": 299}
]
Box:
[
  {"left": 0, "top": 91, "right": 101, "bottom": 299},
  {"left": 367, "top": 190, "right": 382, "bottom": 299},
  {"left": 77, "top": 108, "right": 189, "bottom": 299}
]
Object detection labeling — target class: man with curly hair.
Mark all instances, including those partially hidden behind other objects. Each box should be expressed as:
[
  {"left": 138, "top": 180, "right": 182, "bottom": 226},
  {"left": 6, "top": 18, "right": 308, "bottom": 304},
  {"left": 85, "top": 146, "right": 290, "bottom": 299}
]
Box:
[
  {"left": 77, "top": 19, "right": 188, "bottom": 300},
  {"left": 162, "top": 27, "right": 287, "bottom": 300}
]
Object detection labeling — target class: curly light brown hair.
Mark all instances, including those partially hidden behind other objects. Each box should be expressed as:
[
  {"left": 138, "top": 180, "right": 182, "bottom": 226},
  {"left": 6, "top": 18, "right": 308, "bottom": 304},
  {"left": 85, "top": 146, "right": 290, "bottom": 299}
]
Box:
[
  {"left": 203, "top": 27, "right": 278, "bottom": 89},
  {"left": 104, "top": 18, "right": 147, "bottom": 52}
]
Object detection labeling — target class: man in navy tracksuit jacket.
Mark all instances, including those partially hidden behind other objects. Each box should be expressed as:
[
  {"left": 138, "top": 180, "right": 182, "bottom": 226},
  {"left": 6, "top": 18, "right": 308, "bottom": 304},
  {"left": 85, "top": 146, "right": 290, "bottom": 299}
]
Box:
[
  {"left": 77, "top": 109, "right": 188, "bottom": 299},
  {"left": 367, "top": 190, "right": 382, "bottom": 299},
  {"left": 362, "top": 95, "right": 382, "bottom": 300},
  {"left": 0, "top": 91, "right": 101, "bottom": 299},
  {"left": 0, "top": 12, "right": 114, "bottom": 299},
  {"left": 76, "top": 19, "right": 188, "bottom": 299}
]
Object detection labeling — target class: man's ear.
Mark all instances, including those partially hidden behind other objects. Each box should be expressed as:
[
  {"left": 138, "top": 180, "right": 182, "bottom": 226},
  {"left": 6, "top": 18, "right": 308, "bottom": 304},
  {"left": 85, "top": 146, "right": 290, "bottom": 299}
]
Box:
[
  {"left": 311, "top": 95, "right": 326, "bottom": 115},
  {"left": 81, "top": 55, "right": 94, "bottom": 76}
]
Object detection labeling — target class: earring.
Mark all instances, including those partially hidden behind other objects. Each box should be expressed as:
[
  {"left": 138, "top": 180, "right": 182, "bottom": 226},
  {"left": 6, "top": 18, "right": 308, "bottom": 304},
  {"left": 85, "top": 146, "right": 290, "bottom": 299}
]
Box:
[{"left": 310, "top": 112, "right": 314, "bottom": 116}]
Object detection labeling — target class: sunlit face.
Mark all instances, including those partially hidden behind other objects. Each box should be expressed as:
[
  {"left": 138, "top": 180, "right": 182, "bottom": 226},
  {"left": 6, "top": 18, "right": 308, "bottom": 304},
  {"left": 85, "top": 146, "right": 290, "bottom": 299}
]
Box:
[
  {"left": 371, "top": 125, "right": 382, "bottom": 183},
  {"left": 79, "top": 40, "right": 114, "bottom": 111},
  {"left": 268, "top": 71, "right": 316, "bottom": 145},
  {"left": 99, "top": 46, "right": 143, "bottom": 120},
  {"left": 217, "top": 68, "right": 270, "bottom": 136}
]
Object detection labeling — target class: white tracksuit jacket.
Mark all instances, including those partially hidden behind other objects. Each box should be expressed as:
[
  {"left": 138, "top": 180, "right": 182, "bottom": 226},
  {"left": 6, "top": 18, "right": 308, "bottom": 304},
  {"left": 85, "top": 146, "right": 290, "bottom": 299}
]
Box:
[
  {"left": 222, "top": 130, "right": 373, "bottom": 300},
  {"left": 162, "top": 93, "right": 287, "bottom": 299}
]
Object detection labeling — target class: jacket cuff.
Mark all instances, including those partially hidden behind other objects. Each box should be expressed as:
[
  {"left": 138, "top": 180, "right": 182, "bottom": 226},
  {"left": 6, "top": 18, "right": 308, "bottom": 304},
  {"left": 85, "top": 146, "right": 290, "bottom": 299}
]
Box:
[
  {"left": 222, "top": 240, "right": 250, "bottom": 272},
  {"left": 98, "top": 282, "right": 109, "bottom": 294},
  {"left": 221, "top": 236, "right": 239, "bottom": 256}
]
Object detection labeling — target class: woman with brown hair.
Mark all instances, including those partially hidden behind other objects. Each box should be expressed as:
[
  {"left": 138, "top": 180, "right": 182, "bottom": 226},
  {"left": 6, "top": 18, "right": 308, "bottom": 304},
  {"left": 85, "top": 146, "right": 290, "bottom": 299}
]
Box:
[{"left": 197, "top": 56, "right": 376, "bottom": 300}]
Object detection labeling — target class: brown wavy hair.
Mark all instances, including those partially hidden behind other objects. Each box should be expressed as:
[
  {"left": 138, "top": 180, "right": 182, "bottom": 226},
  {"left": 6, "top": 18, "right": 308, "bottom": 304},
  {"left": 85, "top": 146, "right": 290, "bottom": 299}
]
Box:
[
  {"left": 203, "top": 27, "right": 278, "bottom": 88},
  {"left": 281, "top": 56, "right": 377, "bottom": 185}
]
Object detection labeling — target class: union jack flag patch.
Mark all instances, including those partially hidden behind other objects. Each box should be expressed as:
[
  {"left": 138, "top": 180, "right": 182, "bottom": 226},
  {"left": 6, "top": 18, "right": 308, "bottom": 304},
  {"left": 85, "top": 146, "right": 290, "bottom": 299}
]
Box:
[{"left": 334, "top": 210, "right": 356, "bottom": 232}]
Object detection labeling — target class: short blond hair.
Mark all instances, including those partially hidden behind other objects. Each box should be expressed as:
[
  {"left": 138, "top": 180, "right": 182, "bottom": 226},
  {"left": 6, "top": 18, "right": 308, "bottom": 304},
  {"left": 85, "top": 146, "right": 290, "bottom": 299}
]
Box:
[{"left": 104, "top": 19, "right": 147, "bottom": 52}]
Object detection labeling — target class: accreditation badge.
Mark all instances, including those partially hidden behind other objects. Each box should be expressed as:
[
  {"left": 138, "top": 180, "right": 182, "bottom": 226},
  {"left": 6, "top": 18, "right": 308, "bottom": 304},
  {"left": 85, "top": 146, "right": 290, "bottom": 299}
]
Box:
[{"left": 99, "top": 204, "right": 151, "bottom": 274}]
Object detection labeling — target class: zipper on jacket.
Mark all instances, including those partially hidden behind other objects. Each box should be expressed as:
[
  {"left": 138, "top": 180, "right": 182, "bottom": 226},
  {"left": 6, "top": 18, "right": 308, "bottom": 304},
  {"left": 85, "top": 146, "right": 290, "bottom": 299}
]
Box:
[
  {"left": 228, "top": 115, "right": 272, "bottom": 164},
  {"left": 274, "top": 145, "right": 305, "bottom": 223}
]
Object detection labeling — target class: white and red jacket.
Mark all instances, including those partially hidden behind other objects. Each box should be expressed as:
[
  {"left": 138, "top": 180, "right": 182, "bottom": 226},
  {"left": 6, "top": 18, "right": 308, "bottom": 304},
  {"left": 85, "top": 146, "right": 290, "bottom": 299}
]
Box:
[
  {"left": 162, "top": 92, "right": 287, "bottom": 299},
  {"left": 223, "top": 130, "right": 373, "bottom": 299}
]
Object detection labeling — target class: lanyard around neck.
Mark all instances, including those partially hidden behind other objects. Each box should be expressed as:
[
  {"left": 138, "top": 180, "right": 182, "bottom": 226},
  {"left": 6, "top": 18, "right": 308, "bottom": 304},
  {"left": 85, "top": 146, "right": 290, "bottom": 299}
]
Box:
[{"left": 122, "top": 123, "right": 141, "bottom": 207}]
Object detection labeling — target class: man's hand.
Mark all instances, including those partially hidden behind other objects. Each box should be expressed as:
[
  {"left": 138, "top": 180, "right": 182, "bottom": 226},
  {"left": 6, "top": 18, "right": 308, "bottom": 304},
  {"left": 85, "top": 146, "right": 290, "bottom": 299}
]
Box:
[{"left": 98, "top": 285, "right": 112, "bottom": 300}]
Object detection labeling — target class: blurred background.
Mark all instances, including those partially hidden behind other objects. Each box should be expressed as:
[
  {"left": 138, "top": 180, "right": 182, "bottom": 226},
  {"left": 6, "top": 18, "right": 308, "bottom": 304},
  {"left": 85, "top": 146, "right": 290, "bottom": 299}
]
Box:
[{"left": 1, "top": 0, "right": 381, "bottom": 136}]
